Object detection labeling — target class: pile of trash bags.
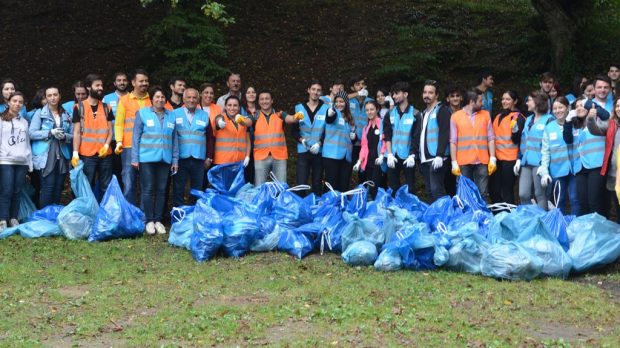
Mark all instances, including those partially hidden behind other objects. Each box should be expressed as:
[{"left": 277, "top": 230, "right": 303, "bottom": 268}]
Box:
[{"left": 3, "top": 161, "right": 620, "bottom": 281}]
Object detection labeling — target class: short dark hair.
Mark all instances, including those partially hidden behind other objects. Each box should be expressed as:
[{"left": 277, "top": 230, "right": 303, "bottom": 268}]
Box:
[
  {"left": 308, "top": 79, "right": 323, "bottom": 89},
  {"left": 423, "top": 79, "right": 440, "bottom": 94},
  {"left": 349, "top": 74, "right": 364, "bottom": 87},
  {"left": 540, "top": 71, "right": 555, "bottom": 83},
  {"left": 85, "top": 74, "right": 102, "bottom": 88},
  {"left": 132, "top": 69, "right": 149, "bottom": 80},
  {"left": 330, "top": 79, "right": 345, "bottom": 87},
  {"left": 478, "top": 69, "right": 493, "bottom": 83},
  {"left": 113, "top": 72, "right": 128, "bottom": 80},
  {"left": 390, "top": 81, "right": 410, "bottom": 94},
  {"left": 445, "top": 84, "right": 464, "bottom": 97},
  {"left": 594, "top": 74, "right": 612, "bottom": 87},
  {"left": 148, "top": 85, "right": 167, "bottom": 101},
  {"left": 169, "top": 75, "right": 186, "bottom": 86},
  {"left": 227, "top": 72, "right": 241, "bottom": 80},
  {"left": 529, "top": 90, "right": 549, "bottom": 114},
  {"left": 464, "top": 89, "right": 482, "bottom": 105},
  {"left": 609, "top": 63, "right": 620, "bottom": 70},
  {"left": 71, "top": 80, "right": 85, "bottom": 92},
  {"left": 225, "top": 95, "right": 240, "bottom": 105},
  {"left": 258, "top": 90, "right": 272, "bottom": 99}
]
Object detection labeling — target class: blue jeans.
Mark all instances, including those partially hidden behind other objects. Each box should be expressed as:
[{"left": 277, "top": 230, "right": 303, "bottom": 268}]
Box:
[
  {"left": 81, "top": 155, "right": 113, "bottom": 201},
  {"left": 121, "top": 150, "right": 139, "bottom": 205},
  {"left": 140, "top": 161, "right": 170, "bottom": 222},
  {"left": 173, "top": 158, "right": 205, "bottom": 207},
  {"left": 553, "top": 174, "right": 579, "bottom": 216},
  {"left": 39, "top": 164, "right": 67, "bottom": 208},
  {"left": 254, "top": 155, "right": 287, "bottom": 185},
  {"left": 0, "top": 164, "right": 28, "bottom": 220}
]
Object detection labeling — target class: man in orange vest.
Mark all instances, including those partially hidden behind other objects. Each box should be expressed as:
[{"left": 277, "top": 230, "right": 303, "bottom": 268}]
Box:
[
  {"left": 71, "top": 74, "right": 114, "bottom": 197},
  {"left": 249, "top": 90, "right": 303, "bottom": 185},
  {"left": 450, "top": 89, "right": 497, "bottom": 199}
]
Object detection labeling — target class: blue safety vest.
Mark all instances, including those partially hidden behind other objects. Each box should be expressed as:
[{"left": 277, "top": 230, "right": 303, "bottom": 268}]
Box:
[
  {"left": 389, "top": 105, "right": 416, "bottom": 159},
  {"left": 322, "top": 108, "right": 353, "bottom": 161},
  {"left": 577, "top": 126, "right": 605, "bottom": 170},
  {"left": 544, "top": 122, "right": 573, "bottom": 178},
  {"left": 425, "top": 103, "right": 449, "bottom": 157},
  {"left": 103, "top": 92, "right": 121, "bottom": 115},
  {"left": 349, "top": 97, "right": 373, "bottom": 143},
  {"left": 173, "top": 107, "right": 209, "bottom": 160},
  {"left": 61, "top": 101, "right": 75, "bottom": 116},
  {"left": 0, "top": 104, "right": 27, "bottom": 119},
  {"left": 482, "top": 90, "right": 493, "bottom": 115},
  {"left": 295, "top": 102, "right": 329, "bottom": 154},
  {"left": 593, "top": 97, "right": 614, "bottom": 114},
  {"left": 520, "top": 113, "right": 555, "bottom": 166},
  {"left": 138, "top": 107, "right": 175, "bottom": 164},
  {"left": 565, "top": 93, "right": 576, "bottom": 105}
]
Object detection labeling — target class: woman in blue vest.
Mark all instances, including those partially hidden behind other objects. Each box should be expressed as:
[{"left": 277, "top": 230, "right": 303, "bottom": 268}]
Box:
[
  {"left": 563, "top": 97, "right": 608, "bottom": 217},
  {"left": 131, "top": 86, "right": 178, "bottom": 235},
  {"left": 322, "top": 90, "right": 355, "bottom": 192},
  {"left": 538, "top": 97, "right": 579, "bottom": 215},
  {"left": 515, "top": 91, "right": 555, "bottom": 210},
  {"left": 353, "top": 100, "right": 386, "bottom": 198},
  {"left": 29, "top": 87, "right": 73, "bottom": 208}
]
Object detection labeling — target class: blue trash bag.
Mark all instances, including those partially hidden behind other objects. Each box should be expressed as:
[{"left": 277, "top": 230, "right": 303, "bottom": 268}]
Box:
[
  {"left": 251, "top": 216, "right": 282, "bottom": 252},
  {"left": 455, "top": 175, "right": 490, "bottom": 213},
  {"left": 273, "top": 189, "right": 313, "bottom": 228},
  {"left": 168, "top": 206, "right": 195, "bottom": 250},
  {"left": 278, "top": 227, "right": 315, "bottom": 259},
  {"left": 446, "top": 222, "right": 490, "bottom": 274},
  {"left": 249, "top": 182, "right": 284, "bottom": 217},
  {"left": 18, "top": 186, "right": 37, "bottom": 223},
  {"left": 363, "top": 188, "right": 394, "bottom": 229},
  {"left": 340, "top": 212, "right": 384, "bottom": 252},
  {"left": 316, "top": 207, "right": 347, "bottom": 253},
  {"left": 422, "top": 196, "right": 459, "bottom": 232},
  {"left": 342, "top": 240, "right": 378, "bottom": 266},
  {"left": 190, "top": 197, "right": 224, "bottom": 262},
  {"left": 394, "top": 185, "right": 429, "bottom": 219},
  {"left": 541, "top": 208, "right": 570, "bottom": 252},
  {"left": 567, "top": 213, "right": 620, "bottom": 273},
  {"left": 235, "top": 183, "right": 258, "bottom": 203},
  {"left": 0, "top": 220, "right": 63, "bottom": 240},
  {"left": 344, "top": 184, "right": 368, "bottom": 217},
  {"left": 58, "top": 163, "right": 99, "bottom": 240},
  {"left": 374, "top": 247, "right": 403, "bottom": 271},
  {"left": 382, "top": 206, "right": 417, "bottom": 243},
  {"left": 222, "top": 206, "right": 259, "bottom": 258},
  {"left": 89, "top": 176, "right": 145, "bottom": 242},
  {"left": 516, "top": 218, "right": 572, "bottom": 278},
  {"left": 488, "top": 205, "right": 546, "bottom": 243},
  {"left": 207, "top": 161, "right": 246, "bottom": 196},
  {"left": 385, "top": 223, "right": 437, "bottom": 271},
  {"left": 480, "top": 241, "right": 544, "bottom": 280},
  {"left": 28, "top": 204, "right": 64, "bottom": 222},
  {"left": 191, "top": 188, "right": 238, "bottom": 214}
]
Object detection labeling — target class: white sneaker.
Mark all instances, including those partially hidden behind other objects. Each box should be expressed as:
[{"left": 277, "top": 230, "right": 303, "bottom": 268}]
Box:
[
  {"left": 154, "top": 222, "right": 166, "bottom": 235},
  {"left": 145, "top": 222, "right": 156, "bottom": 235},
  {"left": 9, "top": 218, "right": 19, "bottom": 227},
  {"left": 0, "top": 220, "right": 6, "bottom": 232}
]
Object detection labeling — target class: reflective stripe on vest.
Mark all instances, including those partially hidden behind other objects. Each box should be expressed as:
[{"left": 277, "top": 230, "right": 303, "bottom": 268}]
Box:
[
  {"left": 138, "top": 107, "right": 175, "bottom": 164},
  {"left": 173, "top": 108, "right": 208, "bottom": 160},
  {"left": 78, "top": 101, "right": 111, "bottom": 157},
  {"left": 577, "top": 127, "right": 605, "bottom": 169},
  {"left": 452, "top": 110, "right": 491, "bottom": 165},
  {"left": 253, "top": 111, "right": 288, "bottom": 161},
  {"left": 425, "top": 104, "right": 449, "bottom": 157},
  {"left": 389, "top": 106, "right": 415, "bottom": 159},
  {"left": 214, "top": 115, "right": 247, "bottom": 164},
  {"left": 295, "top": 103, "right": 328, "bottom": 154},
  {"left": 322, "top": 109, "right": 353, "bottom": 161},
  {"left": 492, "top": 111, "right": 519, "bottom": 161},
  {"left": 521, "top": 114, "right": 554, "bottom": 166}
]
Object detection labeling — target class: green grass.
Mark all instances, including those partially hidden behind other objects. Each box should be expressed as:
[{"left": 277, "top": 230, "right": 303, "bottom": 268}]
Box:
[{"left": 1, "top": 236, "right": 619, "bottom": 346}]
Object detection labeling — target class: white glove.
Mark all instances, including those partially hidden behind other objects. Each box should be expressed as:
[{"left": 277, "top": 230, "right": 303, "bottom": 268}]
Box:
[
  {"left": 566, "top": 110, "right": 577, "bottom": 122},
  {"left": 328, "top": 107, "right": 336, "bottom": 117},
  {"left": 358, "top": 88, "right": 368, "bottom": 97},
  {"left": 352, "top": 160, "right": 361, "bottom": 172},
  {"left": 216, "top": 117, "right": 226, "bottom": 129},
  {"left": 431, "top": 156, "right": 444, "bottom": 170},
  {"left": 403, "top": 154, "right": 415, "bottom": 168},
  {"left": 375, "top": 155, "right": 384, "bottom": 166},
  {"left": 541, "top": 174, "right": 552, "bottom": 187},
  {"left": 243, "top": 156, "right": 250, "bottom": 167},
  {"left": 309, "top": 142, "right": 320, "bottom": 155},
  {"left": 301, "top": 138, "right": 308, "bottom": 148},
  {"left": 349, "top": 132, "right": 356, "bottom": 140},
  {"left": 535, "top": 166, "right": 544, "bottom": 176},
  {"left": 51, "top": 128, "right": 65, "bottom": 140},
  {"left": 513, "top": 159, "right": 521, "bottom": 176},
  {"left": 386, "top": 153, "right": 397, "bottom": 169}
]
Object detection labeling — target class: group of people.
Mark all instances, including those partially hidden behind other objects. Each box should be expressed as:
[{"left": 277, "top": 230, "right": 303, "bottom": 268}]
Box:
[{"left": 1, "top": 64, "right": 619, "bottom": 234}]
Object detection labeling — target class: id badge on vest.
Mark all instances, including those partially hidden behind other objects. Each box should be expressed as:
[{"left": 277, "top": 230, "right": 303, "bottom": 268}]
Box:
[
  {"left": 196, "top": 120, "right": 206, "bottom": 127},
  {"left": 536, "top": 124, "right": 544, "bottom": 130},
  {"left": 403, "top": 118, "right": 414, "bottom": 125},
  {"left": 167, "top": 122, "right": 175, "bottom": 129},
  {"left": 316, "top": 114, "right": 325, "bottom": 121},
  {"left": 146, "top": 119, "right": 155, "bottom": 127},
  {"left": 339, "top": 118, "right": 345, "bottom": 126},
  {"left": 176, "top": 118, "right": 183, "bottom": 125}
]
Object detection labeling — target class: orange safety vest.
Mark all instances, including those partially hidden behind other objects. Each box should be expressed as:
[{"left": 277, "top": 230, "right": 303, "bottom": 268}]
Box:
[
  {"left": 202, "top": 103, "right": 222, "bottom": 130},
  {"left": 118, "top": 94, "right": 151, "bottom": 147},
  {"left": 492, "top": 111, "right": 520, "bottom": 161},
  {"left": 213, "top": 115, "right": 248, "bottom": 165},
  {"left": 253, "top": 111, "right": 288, "bottom": 161},
  {"left": 452, "top": 110, "right": 491, "bottom": 165},
  {"left": 78, "top": 101, "right": 112, "bottom": 157}
]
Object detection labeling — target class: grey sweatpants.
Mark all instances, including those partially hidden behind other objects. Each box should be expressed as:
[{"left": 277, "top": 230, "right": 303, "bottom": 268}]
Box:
[{"left": 518, "top": 165, "right": 548, "bottom": 210}]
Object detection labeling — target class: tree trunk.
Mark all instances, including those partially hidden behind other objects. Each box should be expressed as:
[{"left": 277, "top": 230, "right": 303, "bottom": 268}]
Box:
[{"left": 531, "top": 0, "right": 578, "bottom": 72}]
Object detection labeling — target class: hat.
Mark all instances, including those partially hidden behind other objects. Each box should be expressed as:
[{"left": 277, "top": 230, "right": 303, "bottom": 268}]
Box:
[{"left": 335, "top": 90, "right": 349, "bottom": 105}]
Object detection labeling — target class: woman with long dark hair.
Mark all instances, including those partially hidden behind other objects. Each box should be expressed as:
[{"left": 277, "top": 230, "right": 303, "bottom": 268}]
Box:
[
  {"left": 322, "top": 90, "right": 355, "bottom": 191},
  {"left": 353, "top": 99, "right": 386, "bottom": 197}
]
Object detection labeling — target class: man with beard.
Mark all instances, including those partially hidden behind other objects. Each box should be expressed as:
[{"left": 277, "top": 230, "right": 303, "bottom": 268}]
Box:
[
  {"left": 168, "top": 76, "right": 186, "bottom": 109},
  {"left": 216, "top": 72, "right": 242, "bottom": 109},
  {"left": 103, "top": 72, "right": 128, "bottom": 114},
  {"left": 450, "top": 89, "right": 496, "bottom": 199},
  {"left": 418, "top": 80, "right": 452, "bottom": 202},
  {"left": 71, "top": 74, "right": 114, "bottom": 196}
]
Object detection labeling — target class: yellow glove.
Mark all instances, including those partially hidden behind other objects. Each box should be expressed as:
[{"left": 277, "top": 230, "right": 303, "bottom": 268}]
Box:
[
  {"left": 451, "top": 160, "right": 461, "bottom": 176},
  {"left": 488, "top": 157, "right": 497, "bottom": 175},
  {"left": 294, "top": 111, "right": 304, "bottom": 121},
  {"left": 98, "top": 144, "right": 110, "bottom": 158},
  {"left": 114, "top": 142, "right": 123, "bottom": 155},
  {"left": 509, "top": 118, "right": 517, "bottom": 129},
  {"left": 71, "top": 151, "right": 80, "bottom": 168},
  {"left": 235, "top": 114, "right": 245, "bottom": 125}
]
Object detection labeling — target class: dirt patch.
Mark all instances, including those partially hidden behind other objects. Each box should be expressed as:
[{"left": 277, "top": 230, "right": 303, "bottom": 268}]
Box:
[
  {"left": 573, "top": 274, "right": 620, "bottom": 301},
  {"left": 57, "top": 285, "right": 89, "bottom": 298},
  {"left": 193, "top": 294, "right": 270, "bottom": 307},
  {"left": 525, "top": 319, "right": 601, "bottom": 343}
]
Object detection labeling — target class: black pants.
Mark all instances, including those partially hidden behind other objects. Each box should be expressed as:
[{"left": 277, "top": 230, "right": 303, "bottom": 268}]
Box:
[
  {"left": 419, "top": 160, "right": 448, "bottom": 203},
  {"left": 296, "top": 151, "right": 323, "bottom": 196},
  {"left": 576, "top": 167, "right": 608, "bottom": 217},
  {"left": 363, "top": 162, "right": 387, "bottom": 199},
  {"left": 489, "top": 159, "right": 517, "bottom": 205},
  {"left": 323, "top": 157, "right": 351, "bottom": 192},
  {"left": 444, "top": 168, "right": 457, "bottom": 197},
  {"left": 611, "top": 190, "right": 620, "bottom": 223},
  {"left": 387, "top": 158, "right": 416, "bottom": 195}
]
